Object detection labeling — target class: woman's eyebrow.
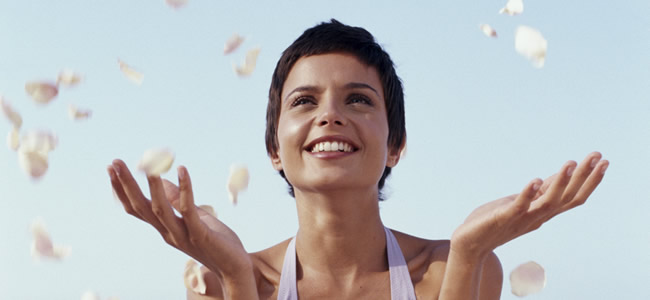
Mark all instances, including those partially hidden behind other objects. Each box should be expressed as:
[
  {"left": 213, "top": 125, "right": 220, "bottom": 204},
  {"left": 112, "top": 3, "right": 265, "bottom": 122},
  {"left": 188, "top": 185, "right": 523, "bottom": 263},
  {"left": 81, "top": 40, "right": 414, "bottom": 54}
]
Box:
[
  {"left": 284, "top": 85, "right": 321, "bottom": 102},
  {"left": 344, "top": 82, "right": 380, "bottom": 98}
]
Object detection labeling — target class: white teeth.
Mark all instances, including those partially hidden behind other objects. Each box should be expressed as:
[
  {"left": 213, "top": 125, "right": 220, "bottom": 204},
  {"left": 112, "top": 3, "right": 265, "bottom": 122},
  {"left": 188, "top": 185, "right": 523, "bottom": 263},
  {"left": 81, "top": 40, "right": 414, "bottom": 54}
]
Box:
[{"left": 310, "top": 141, "right": 355, "bottom": 153}]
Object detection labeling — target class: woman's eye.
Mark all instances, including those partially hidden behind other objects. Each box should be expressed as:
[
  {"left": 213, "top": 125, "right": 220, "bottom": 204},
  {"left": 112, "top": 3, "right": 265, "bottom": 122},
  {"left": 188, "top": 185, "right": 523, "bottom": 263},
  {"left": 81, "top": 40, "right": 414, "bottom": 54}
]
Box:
[
  {"left": 348, "top": 95, "right": 372, "bottom": 105},
  {"left": 291, "top": 97, "right": 315, "bottom": 107}
]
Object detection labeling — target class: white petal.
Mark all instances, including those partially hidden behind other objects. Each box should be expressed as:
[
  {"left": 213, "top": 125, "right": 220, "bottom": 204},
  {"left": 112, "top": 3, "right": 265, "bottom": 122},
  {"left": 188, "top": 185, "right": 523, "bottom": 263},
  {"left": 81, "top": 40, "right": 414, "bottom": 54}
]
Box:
[
  {"left": 223, "top": 33, "right": 244, "bottom": 55},
  {"left": 68, "top": 104, "right": 92, "bottom": 120},
  {"left": 0, "top": 97, "right": 23, "bottom": 128},
  {"left": 57, "top": 69, "right": 83, "bottom": 87},
  {"left": 166, "top": 0, "right": 188, "bottom": 9},
  {"left": 81, "top": 291, "right": 100, "bottom": 300},
  {"left": 499, "top": 0, "right": 524, "bottom": 16},
  {"left": 25, "top": 81, "right": 59, "bottom": 104},
  {"left": 510, "top": 261, "right": 546, "bottom": 297},
  {"left": 118, "top": 59, "right": 144, "bottom": 85},
  {"left": 138, "top": 148, "right": 175, "bottom": 176},
  {"left": 30, "top": 218, "right": 70, "bottom": 260},
  {"left": 19, "top": 130, "right": 58, "bottom": 153},
  {"left": 515, "top": 26, "right": 548, "bottom": 68},
  {"left": 198, "top": 205, "right": 218, "bottom": 218},
  {"left": 18, "top": 149, "right": 49, "bottom": 178},
  {"left": 480, "top": 24, "right": 497, "bottom": 38},
  {"left": 7, "top": 127, "right": 19, "bottom": 151},
  {"left": 226, "top": 164, "right": 249, "bottom": 205},
  {"left": 233, "top": 47, "right": 260, "bottom": 77},
  {"left": 183, "top": 259, "right": 207, "bottom": 295}
]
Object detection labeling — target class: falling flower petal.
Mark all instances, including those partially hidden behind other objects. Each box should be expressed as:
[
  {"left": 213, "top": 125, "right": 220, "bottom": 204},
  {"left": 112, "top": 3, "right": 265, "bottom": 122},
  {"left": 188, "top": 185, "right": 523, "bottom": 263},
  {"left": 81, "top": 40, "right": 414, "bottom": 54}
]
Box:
[
  {"left": 20, "top": 130, "right": 58, "bottom": 153},
  {"left": 223, "top": 33, "right": 244, "bottom": 55},
  {"left": 138, "top": 148, "right": 175, "bottom": 176},
  {"left": 233, "top": 47, "right": 260, "bottom": 77},
  {"left": 0, "top": 97, "right": 23, "bottom": 128},
  {"left": 515, "top": 26, "right": 548, "bottom": 68},
  {"left": 226, "top": 164, "right": 249, "bottom": 205},
  {"left": 19, "top": 150, "right": 49, "bottom": 178},
  {"left": 480, "top": 24, "right": 498, "bottom": 38},
  {"left": 198, "top": 205, "right": 217, "bottom": 218},
  {"left": 166, "top": 0, "right": 188, "bottom": 9},
  {"left": 57, "top": 69, "right": 83, "bottom": 87},
  {"left": 184, "top": 259, "right": 207, "bottom": 295},
  {"left": 30, "top": 218, "right": 71, "bottom": 261},
  {"left": 25, "top": 81, "right": 59, "bottom": 104},
  {"left": 118, "top": 59, "right": 144, "bottom": 85},
  {"left": 7, "top": 127, "right": 19, "bottom": 151},
  {"left": 81, "top": 291, "right": 100, "bottom": 300},
  {"left": 510, "top": 261, "right": 546, "bottom": 297},
  {"left": 499, "top": 0, "right": 524, "bottom": 15},
  {"left": 68, "top": 104, "right": 92, "bottom": 120}
]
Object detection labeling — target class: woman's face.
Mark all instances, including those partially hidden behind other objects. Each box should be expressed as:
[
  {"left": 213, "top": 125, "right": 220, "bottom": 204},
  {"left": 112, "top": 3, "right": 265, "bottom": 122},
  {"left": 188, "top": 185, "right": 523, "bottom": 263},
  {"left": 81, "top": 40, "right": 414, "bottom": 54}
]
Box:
[{"left": 271, "top": 53, "right": 401, "bottom": 196}]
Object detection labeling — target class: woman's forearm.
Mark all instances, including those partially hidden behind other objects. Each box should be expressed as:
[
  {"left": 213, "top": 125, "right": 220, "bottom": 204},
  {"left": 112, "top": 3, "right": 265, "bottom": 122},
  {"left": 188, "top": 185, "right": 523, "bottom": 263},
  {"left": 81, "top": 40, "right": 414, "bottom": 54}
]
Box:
[{"left": 438, "top": 249, "right": 487, "bottom": 300}]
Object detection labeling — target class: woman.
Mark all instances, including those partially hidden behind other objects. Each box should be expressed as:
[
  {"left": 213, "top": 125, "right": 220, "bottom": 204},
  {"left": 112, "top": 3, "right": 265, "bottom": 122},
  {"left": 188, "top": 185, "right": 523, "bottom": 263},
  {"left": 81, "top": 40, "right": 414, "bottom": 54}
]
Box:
[{"left": 107, "top": 19, "right": 608, "bottom": 299}]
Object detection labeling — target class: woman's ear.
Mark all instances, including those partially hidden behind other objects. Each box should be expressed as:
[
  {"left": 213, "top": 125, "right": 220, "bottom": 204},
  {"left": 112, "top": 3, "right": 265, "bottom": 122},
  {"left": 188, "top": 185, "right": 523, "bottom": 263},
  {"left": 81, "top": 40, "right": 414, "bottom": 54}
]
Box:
[
  {"left": 386, "top": 140, "right": 406, "bottom": 168},
  {"left": 271, "top": 151, "right": 283, "bottom": 171}
]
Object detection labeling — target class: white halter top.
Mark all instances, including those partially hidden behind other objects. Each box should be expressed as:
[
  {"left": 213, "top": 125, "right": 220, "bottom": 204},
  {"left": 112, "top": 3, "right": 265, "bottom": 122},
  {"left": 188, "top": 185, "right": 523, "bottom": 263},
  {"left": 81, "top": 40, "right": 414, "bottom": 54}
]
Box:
[{"left": 277, "top": 227, "right": 417, "bottom": 299}]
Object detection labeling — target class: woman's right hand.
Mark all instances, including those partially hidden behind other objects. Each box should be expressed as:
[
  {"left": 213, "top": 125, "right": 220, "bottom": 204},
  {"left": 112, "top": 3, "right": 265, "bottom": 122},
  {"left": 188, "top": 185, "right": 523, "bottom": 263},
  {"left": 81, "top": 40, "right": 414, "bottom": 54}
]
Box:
[{"left": 107, "top": 159, "right": 258, "bottom": 299}]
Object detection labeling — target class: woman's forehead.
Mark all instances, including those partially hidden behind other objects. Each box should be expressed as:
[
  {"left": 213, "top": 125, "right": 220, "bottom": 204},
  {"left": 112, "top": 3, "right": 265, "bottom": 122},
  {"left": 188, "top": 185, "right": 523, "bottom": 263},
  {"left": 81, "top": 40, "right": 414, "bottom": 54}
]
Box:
[{"left": 281, "top": 53, "right": 383, "bottom": 99}]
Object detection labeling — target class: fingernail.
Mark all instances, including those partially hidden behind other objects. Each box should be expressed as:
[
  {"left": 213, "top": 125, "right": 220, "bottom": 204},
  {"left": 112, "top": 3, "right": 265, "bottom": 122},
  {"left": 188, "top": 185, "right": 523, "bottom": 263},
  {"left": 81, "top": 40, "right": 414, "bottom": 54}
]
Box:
[
  {"left": 113, "top": 164, "right": 121, "bottom": 175},
  {"left": 590, "top": 157, "right": 599, "bottom": 168},
  {"left": 601, "top": 161, "right": 609, "bottom": 174},
  {"left": 532, "top": 182, "right": 541, "bottom": 192},
  {"left": 566, "top": 165, "right": 575, "bottom": 176},
  {"left": 107, "top": 166, "right": 115, "bottom": 179},
  {"left": 178, "top": 167, "right": 185, "bottom": 180}
]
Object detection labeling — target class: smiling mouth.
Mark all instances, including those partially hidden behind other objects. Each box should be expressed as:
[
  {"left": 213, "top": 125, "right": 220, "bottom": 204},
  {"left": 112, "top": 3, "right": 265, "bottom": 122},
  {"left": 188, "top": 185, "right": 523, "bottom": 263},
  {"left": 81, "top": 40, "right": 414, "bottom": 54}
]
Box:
[{"left": 308, "top": 141, "right": 358, "bottom": 153}]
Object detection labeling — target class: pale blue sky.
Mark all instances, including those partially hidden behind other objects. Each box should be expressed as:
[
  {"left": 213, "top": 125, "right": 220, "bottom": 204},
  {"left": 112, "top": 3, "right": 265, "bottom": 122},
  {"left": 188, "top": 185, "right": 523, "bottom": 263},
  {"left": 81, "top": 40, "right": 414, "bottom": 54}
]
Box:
[{"left": 1, "top": 0, "right": 649, "bottom": 299}]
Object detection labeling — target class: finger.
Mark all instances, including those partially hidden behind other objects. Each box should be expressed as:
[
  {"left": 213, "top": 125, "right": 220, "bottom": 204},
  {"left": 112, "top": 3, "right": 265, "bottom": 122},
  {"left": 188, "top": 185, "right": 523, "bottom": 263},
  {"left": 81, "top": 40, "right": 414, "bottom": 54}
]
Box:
[
  {"left": 112, "top": 159, "right": 168, "bottom": 234},
  {"left": 530, "top": 161, "right": 577, "bottom": 213},
  {"left": 559, "top": 152, "right": 602, "bottom": 204},
  {"left": 162, "top": 179, "right": 181, "bottom": 211},
  {"left": 560, "top": 159, "right": 609, "bottom": 212},
  {"left": 177, "top": 166, "right": 209, "bottom": 246},
  {"left": 148, "top": 174, "right": 187, "bottom": 242},
  {"left": 108, "top": 165, "right": 143, "bottom": 221},
  {"left": 506, "top": 178, "right": 543, "bottom": 219}
]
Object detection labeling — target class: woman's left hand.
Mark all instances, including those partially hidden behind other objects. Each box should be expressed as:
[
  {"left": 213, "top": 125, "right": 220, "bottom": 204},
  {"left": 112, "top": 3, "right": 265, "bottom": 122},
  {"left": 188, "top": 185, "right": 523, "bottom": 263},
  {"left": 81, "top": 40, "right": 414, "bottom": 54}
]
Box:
[{"left": 450, "top": 152, "right": 609, "bottom": 261}]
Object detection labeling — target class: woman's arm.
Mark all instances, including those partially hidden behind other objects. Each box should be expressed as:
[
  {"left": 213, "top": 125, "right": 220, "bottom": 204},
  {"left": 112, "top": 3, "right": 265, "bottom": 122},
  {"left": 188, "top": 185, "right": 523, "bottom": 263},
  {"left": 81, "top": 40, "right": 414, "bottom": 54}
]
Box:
[
  {"left": 439, "top": 152, "right": 607, "bottom": 300},
  {"left": 108, "top": 160, "right": 259, "bottom": 300}
]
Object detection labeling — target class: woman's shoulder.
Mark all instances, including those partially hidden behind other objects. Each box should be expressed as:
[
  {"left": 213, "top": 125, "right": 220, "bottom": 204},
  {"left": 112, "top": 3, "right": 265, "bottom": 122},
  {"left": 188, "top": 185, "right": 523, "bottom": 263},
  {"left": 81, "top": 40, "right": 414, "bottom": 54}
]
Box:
[{"left": 249, "top": 238, "right": 294, "bottom": 298}]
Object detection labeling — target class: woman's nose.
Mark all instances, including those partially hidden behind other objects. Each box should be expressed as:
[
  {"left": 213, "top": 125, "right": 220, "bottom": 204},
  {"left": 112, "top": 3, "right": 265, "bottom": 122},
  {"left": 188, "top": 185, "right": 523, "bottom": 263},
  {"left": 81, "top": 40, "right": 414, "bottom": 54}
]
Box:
[{"left": 316, "top": 100, "right": 346, "bottom": 127}]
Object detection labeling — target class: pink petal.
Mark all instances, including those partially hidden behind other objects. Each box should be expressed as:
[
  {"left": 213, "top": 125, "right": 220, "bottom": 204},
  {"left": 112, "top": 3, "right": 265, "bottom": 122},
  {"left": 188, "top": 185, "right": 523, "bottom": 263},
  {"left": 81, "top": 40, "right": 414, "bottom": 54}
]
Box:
[
  {"left": 223, "top": 33, "right": 244, "bottom": 55},
  {"left": 499, "top": 0, "right": 524, "bottom": 16},
  {"left": 19, "top": 149, "right": 49, "bottom": 178},
  {"left": 137, "top": 148, "right": 175, "bottom": 176},
  {"left": 68, "top": 104, "right": 92, "bottom": 120},
  {"left": 165, "top": 0, "right": 188, "bottom": 9},
  {"left": 233, "top": 47, "right": 260, "bottom": 77},
  {"left": 25, "top": 81, "right": 59, "bottom": 104},
  {"left": 57, "top": 69, "right": 83, "bottom": 87},
  {"left": 480, "top": 24, "right": 498, "bottom": 38},
  {"left": 510, "top": 261, "right": 546, "bottom": 297},
  {"left": 117, "top": 59, "right": 144, "bottom": 85},
  {"left": 226, "top": 164, "right": 249, "bottom": 205},
  {"left": 183, "top": 259, "right": 207, "bottom": 295},
  {"left": 30, "top": 218, "right": 71, "bottom": 260},
  {"left": 515, "top": 25, "right": 548, "bottom": 68},
  {"left": 7, "top": 128, "right": 19, "bottom": 151},
  {"left": 0, "top": 97, "right": 23, "bottom": 129}
]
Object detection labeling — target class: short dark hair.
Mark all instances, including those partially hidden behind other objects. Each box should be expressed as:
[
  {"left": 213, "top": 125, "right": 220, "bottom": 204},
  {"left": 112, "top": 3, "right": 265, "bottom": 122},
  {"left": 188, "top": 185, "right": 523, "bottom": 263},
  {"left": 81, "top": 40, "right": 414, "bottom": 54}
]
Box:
[{"left": 265, "top": 19, "right": 406, "bottom": 200}]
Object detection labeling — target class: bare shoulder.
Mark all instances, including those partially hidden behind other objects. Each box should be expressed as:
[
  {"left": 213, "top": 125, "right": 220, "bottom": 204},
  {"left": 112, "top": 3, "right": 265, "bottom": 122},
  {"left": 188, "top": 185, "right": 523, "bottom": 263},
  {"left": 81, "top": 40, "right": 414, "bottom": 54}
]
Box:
[
  {"left": 249, "top": 238, "right": 293, "bottom": 299},
  {"left": 389, "top": 229, "right": 503, "bottom": 299}
]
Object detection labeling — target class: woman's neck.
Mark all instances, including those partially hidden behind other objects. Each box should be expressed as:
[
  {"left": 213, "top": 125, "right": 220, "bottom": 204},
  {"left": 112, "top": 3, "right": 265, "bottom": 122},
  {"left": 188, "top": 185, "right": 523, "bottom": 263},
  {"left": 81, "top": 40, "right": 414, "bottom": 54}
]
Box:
[{"left": 293, "top": 187, "right": 388, "bottom": 283}]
